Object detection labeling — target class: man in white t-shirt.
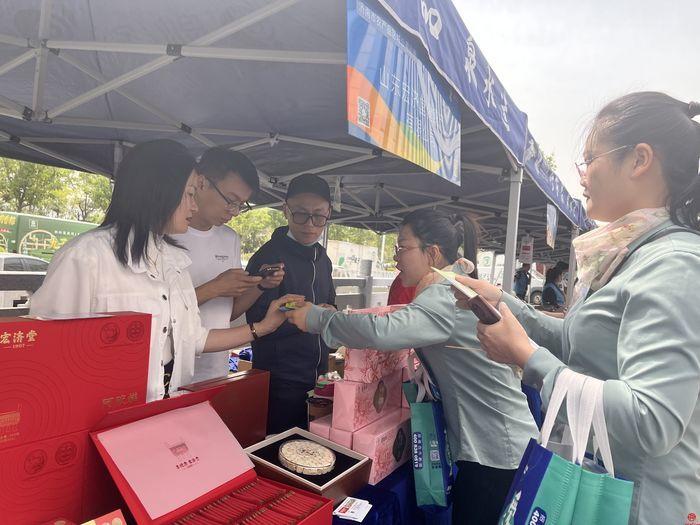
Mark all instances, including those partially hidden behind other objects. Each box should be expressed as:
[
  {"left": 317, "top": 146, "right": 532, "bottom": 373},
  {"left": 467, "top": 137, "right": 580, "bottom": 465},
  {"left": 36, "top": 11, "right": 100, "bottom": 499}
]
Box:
[{"left": 173, "top": 147, "right": 284, "bottom": 383}]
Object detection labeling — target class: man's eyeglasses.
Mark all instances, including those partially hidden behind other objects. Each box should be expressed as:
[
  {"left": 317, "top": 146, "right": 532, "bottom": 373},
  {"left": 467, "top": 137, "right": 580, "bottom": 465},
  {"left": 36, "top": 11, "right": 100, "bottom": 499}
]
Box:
[
  {"left": 575, "top": 145, "right": 633, "bottom": 177},
  {"left": 206, "top": 177, "right": 251, "bottom": 213},
  {"left": 290, "top": 211, "right": 330, "bottom": 227}
]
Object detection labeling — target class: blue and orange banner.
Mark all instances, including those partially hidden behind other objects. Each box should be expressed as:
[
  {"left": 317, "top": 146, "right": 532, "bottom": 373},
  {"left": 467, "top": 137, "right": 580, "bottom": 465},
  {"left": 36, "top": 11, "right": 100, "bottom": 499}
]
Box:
[{"left": 347, "top": 0, "right": 461, "bottom": 185}]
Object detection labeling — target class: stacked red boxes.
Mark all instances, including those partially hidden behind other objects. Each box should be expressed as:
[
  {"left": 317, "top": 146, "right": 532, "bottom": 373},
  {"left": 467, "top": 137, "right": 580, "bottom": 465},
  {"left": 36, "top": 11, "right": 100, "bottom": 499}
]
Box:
[{"left": 0, "top": 313, "right": 151, "bottom": 525}]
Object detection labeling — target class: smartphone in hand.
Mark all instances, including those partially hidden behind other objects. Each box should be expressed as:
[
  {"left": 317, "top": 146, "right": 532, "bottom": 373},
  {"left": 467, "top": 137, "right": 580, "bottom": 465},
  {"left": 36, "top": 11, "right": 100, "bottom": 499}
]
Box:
[
  {"left": 255, "top": 266, "right": 281, "bottom": 278},
  {"left": 431, "top": 268, "right": 502, "bottom": 325}
]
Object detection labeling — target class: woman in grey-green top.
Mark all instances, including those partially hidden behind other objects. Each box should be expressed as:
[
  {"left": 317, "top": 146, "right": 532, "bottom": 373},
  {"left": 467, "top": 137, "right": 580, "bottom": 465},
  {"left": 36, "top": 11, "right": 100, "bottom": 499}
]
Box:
[
  {"left": 454, "top": 92, "right": 700, "bottom": 525},
  {"left": 285, "top": 210, "right": 538, "bottom": 524}
]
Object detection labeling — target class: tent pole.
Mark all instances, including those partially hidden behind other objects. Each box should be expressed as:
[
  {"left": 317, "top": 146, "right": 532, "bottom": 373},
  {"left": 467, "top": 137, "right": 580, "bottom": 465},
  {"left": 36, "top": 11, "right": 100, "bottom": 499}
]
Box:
[
  {"left": 0, "top": 49, "right": 36, "bottom": 77},
  {"left": 32, "top": 0, "right": 53, "bottom": 115},
  {"left": 502, "top": 166, "right": 523, "bottom": 294},
  {"left": 565, "top": 226, "right": 579, "bottom": 307},
  {"left": 489, "top": 251, "right": 497, "bottom": 284}
]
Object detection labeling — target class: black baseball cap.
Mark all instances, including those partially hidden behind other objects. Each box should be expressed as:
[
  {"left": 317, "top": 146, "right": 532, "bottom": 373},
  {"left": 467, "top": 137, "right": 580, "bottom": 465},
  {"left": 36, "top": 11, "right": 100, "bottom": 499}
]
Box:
[{"left": 286, "top": 173, "right": 331, "bottom": 203}]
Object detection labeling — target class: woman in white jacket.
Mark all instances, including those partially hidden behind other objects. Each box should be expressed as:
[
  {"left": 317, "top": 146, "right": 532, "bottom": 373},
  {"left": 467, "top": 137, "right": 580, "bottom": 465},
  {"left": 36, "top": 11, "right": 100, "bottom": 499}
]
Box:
[{"left": 30, "top": 139, "right": 301, "bottom": 401}]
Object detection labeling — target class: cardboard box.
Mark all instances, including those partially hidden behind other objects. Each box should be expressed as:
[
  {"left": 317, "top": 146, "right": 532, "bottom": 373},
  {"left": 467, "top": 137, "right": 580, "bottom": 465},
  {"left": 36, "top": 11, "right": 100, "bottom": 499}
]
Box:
[
  {"left": 179, "top": 369, "right": 270, "bottom": 447},
  {"left": 245, "top": 428, "right": 371, "bottom": 505},
  {"left": 332, "top": 370, "right": 402, "bottom": 432},
  {"left": 352, "top": 409, "right": 411, "bottom": 484},
  {"left": 237, "top": 358, "right": 253, "bottom": 371},
  {"left": 309, "top": 415, "right": 332, "bottom": 440},
  {"left": 92, "top": 402, "right": 332, "bottom": 525},
  {"left": 342, "top": 306, "right": 409, "bottom": 384},
  {"left": 0, "top": 313, "right": 150, "bottom": 525},
  {"left": 329, "top": 426, "right": 353, "bottom": 449}
]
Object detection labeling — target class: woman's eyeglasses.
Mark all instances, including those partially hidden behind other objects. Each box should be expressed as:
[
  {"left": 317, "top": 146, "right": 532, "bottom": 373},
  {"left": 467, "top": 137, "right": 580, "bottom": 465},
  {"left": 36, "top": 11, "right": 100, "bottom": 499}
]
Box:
[
  {"left": 206, "top": 177, "right": 252, "bottom": 213},
  {"left": 290, "top": 211, "right": 330, "bottom": 227},
  {"left": 575, "top": 145, "right": 633, "bottom": 177},
  {"left": 393, "top": 245, "right": 421, "bottom": 256}
]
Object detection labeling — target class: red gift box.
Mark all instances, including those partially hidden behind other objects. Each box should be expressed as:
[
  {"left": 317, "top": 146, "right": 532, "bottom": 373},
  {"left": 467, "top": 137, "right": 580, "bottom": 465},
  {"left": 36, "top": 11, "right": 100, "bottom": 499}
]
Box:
[
  {"left": 82, "top": 371, "right": 272, "bottom": 522},
  {"left": 0, "top": 313, "right": 150, "bottom": 525},
  {"left": 91, "top": 397, "right": 332, "bottom": 525}
]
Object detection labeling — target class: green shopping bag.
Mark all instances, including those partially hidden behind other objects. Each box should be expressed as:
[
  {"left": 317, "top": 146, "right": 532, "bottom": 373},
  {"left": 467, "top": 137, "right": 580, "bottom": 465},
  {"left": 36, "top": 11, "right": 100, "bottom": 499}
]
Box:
[
  {"left": 498, "top": 369, "right": 634, "bottom": 525},
  {"left": 403, "top": 353, "right": 454, "bottom": 510}
]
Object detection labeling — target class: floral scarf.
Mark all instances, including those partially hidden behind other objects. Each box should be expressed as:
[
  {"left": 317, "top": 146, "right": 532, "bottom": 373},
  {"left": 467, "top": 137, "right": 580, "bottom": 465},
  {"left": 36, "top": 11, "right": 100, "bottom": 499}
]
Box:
[{"left": 572, "top": 207, "right": 669, "bottom": 298}]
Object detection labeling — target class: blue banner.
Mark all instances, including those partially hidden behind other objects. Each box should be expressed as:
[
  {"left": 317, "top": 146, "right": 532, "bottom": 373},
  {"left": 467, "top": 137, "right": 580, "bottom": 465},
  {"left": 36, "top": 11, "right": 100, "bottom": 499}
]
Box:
[
  {"left": 523, "top": 131, "right": 593, "bottom": 229},
  {"left": 347, "top": 0, "right": 462, "bottom": 185},
  {"left": 372, "top": 0, "right": 593, "bottom": 230},
  {"left": 377, "top": 0, "right": 528, "bottom": 163}
]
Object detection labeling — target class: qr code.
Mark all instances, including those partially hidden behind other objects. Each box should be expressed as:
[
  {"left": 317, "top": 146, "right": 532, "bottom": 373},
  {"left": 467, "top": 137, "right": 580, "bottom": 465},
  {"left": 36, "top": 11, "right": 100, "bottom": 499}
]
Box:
[
  {"left": 357, "top": 96, "right": 370, "bottom": 128},
  {"left": 429, "top": 450, "right": 440, "bottom": 462}
]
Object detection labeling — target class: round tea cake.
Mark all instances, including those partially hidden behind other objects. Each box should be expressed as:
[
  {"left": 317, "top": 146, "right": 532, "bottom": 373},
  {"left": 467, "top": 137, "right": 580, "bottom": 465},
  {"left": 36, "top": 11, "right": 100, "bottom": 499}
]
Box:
[{"left": 278, "top": 439, "right": 336, "bottom": 475}]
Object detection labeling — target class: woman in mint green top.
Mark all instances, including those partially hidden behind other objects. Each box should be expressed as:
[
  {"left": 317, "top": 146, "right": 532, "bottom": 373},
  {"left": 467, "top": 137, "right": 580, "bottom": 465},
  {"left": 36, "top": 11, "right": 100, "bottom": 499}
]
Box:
[
  {"left": 286, "top": 210, "right": 538, "bottom": 524},
  {"left": 454, "top": 92, "right": 700, "bottom": 524}
]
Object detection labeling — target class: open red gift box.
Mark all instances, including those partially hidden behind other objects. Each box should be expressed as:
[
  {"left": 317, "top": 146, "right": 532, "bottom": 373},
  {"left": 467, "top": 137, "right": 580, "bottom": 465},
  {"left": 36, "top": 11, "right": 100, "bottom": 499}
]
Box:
[{"left": 90, "top": 394, "right": 333, "bottom": 525}]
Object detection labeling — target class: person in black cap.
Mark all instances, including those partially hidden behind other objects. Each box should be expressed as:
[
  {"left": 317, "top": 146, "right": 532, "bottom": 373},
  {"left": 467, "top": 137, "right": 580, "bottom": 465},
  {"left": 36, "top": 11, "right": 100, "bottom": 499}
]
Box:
[{"left": 245, "top": 173, "right": 336, "bottom": 434}]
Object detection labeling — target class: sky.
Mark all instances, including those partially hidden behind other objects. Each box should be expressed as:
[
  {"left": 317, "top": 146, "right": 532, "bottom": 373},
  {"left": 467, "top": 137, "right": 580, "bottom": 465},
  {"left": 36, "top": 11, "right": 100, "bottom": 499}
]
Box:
[{"left": 452, "top": 0, "right": 700, "bottom": 198}]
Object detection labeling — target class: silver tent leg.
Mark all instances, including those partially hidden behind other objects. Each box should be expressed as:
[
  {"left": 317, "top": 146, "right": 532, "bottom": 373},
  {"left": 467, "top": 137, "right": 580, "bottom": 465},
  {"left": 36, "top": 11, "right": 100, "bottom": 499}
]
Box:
[
  {"left": 489, "top": 250, "right": 497, "bottom": 284},
  {"left": 502, "top": 167, "right": 523, "bottom": 295},
  {"left": 565, "top": 226, "right": 579, "bottom": 307}
]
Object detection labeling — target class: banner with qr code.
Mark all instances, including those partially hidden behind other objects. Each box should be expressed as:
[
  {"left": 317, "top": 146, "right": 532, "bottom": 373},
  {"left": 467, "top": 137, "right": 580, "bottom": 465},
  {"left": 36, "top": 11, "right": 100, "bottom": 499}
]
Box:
[{"left": 346, "top": 0, "right": 461, "bottom": 185}]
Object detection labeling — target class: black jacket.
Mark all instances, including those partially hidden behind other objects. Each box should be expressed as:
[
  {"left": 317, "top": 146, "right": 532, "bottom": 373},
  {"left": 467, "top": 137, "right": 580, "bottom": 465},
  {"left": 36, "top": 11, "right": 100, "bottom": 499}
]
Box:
[{"left": 245, "top": 227, "right": 336, "bottom": 387}]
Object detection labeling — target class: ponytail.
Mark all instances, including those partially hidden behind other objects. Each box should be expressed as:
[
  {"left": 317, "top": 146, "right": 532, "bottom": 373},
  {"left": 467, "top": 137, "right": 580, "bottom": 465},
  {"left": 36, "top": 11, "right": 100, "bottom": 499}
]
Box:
[{"left": 402, "top": 209, "right": 481, "bottom": 277}]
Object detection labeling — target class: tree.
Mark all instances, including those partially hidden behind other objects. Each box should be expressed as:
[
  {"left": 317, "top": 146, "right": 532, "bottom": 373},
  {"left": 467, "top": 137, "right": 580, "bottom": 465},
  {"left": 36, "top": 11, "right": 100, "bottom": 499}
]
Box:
[
  {"left": 544, "top": 152, "right": 558, "bottom": 172},
  {"left": 1, "top": 158, "right": 113, "bottom": 223},
  {"left": 64, "top": 171, "right": 113, "bottom": 223},
  {"left": 0, "top": 157, "right": 65, "bottom": 214},
  {"left": 228, "top": 208, "right": 287, "bottom": 257}
]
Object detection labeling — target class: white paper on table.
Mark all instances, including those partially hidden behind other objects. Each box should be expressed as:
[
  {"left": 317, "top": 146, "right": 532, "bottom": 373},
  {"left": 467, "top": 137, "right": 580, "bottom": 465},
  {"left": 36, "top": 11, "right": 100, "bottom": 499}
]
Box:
[
  {"left": 333, "top": 497, "right": 373, "bottom": 522},
  {"left": 96, "top": 402, "right": 254, "bottom": 519}
]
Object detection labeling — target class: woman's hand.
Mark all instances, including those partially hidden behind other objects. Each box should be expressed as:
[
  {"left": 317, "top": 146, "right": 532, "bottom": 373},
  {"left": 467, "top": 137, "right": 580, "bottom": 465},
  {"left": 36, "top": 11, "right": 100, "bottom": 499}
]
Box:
[
  {"left": 258, "top": 294, "right": 306, "bottom": 335},
  {"left": 284, "top": 302, "right": 315, "bottom": 332},
  {"left": 476, "top": 303, "right": 535, "bottom": 368},
  {"left": 453, "top": 274, "right": 503, "bottom": 310}
]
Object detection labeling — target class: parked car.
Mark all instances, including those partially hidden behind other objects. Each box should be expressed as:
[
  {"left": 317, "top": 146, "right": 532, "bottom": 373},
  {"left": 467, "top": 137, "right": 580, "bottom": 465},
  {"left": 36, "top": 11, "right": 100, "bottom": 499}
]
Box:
[{"left": 0, "top": 253, "right": 48, "bottom": 308}]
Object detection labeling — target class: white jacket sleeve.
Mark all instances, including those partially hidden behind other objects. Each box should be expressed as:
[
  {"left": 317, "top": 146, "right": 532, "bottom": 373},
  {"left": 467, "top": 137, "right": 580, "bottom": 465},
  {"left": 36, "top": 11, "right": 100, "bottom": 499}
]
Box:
[{"left": 29, "top": 242, "right": 97, "bottom": 317}]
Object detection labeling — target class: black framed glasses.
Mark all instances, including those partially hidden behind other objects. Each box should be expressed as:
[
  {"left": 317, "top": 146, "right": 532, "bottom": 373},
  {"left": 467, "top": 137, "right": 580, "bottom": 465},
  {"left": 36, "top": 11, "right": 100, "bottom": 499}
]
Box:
[
  {"left": 290, "top": 211, "right": 330, "bottom": 227},
  {"left": 205, "top": 177, "right": 252, "bottom": 213},
  {"left": 575, "top": 145, "right": 633, "bottom": 177}
]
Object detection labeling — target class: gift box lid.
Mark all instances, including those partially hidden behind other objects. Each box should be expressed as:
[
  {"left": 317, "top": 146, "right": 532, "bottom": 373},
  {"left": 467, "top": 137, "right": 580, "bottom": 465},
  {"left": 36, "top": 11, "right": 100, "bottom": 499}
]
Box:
[
  {"left": 244, "top": 427, "right": 371, "bottom": 493},
  {"left": 91, "top": 397, "right": 258, "bottom": 525}
]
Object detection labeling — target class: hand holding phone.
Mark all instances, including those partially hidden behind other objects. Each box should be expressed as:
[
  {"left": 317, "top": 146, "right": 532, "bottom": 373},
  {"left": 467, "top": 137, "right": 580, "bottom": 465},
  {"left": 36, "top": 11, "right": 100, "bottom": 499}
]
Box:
[
  {"left": 432, "top": 268, "right": 502, "bottom": 325},
  {"left": 255, "top": 265, "right": 282, "bottom": 278}
]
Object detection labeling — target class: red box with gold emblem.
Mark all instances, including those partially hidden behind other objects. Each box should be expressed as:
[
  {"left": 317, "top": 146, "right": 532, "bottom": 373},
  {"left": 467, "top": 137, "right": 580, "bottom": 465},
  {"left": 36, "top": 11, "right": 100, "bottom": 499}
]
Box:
[{"left": 0, "top": 313, "right": 150, "bottom": 525}]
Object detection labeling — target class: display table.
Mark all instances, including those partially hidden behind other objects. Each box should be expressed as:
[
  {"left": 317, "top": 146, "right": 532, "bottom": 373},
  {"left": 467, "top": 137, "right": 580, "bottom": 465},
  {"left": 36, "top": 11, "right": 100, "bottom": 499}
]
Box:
[{"left": 332, "top": 463, "right": 452, "bottom": 525}]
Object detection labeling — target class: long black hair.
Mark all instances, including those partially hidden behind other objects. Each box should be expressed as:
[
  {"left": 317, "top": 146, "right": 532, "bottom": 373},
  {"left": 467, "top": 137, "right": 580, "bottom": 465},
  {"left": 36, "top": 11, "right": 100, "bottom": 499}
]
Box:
[
  {"left": 101, "top": 139, "right": 196, "bottom": 266},
  {"left": 402, "top": 209, "right": 480, "bottom": 278},
  {"left": 590, "top": 92, "right": 700, "bottom": 230}
]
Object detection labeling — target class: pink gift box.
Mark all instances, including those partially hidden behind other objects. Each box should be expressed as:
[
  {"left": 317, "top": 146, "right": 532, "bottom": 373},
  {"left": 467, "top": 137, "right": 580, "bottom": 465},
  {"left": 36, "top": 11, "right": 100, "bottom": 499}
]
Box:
[
  {"left": 343, "top": 305, "right": 410, "bottom": 384},
  {"left": 309, "top": 414, "right": 332, "bottom": 440},
  {"left": 332, "top": 370, "right": 402, "bottom": 432},
  {"left": 352, "top": 409, "right": 412, "bottom": 485},
  {"left": 329, "top": 426, "right": 353, "bottom": 449}
]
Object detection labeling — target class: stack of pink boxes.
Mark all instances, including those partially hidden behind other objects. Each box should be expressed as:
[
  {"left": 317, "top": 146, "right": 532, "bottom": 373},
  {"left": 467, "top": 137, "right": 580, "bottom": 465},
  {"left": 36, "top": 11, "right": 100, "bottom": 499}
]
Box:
[{"left": 310, "top": 305, "right": 412, "bottom": 484}]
